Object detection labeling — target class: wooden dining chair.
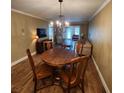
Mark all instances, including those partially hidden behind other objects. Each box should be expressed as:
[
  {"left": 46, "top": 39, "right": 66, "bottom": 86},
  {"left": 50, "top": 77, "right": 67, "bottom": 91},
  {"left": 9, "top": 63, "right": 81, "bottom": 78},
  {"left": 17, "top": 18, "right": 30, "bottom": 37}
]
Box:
[
  {"left": 62, "top": 41, "right": 83, "bottom": 71},
  {"left": 75, "top": 41, "right": 83, "bottom": 56},
  {"left": 26, "top": 49, "right": 53, "bottom": 93},
  {"left": 60, "top": 56, "right": 89, "bottom": 93},
  {"left": 63, "top": 41, "right": 85, "bottom": 71},
  {"left": 75, "top": 40, "right": 87, "bottom": 56},
  {"left": 43, "top": 40, "right": 53, "bottom": 51}
]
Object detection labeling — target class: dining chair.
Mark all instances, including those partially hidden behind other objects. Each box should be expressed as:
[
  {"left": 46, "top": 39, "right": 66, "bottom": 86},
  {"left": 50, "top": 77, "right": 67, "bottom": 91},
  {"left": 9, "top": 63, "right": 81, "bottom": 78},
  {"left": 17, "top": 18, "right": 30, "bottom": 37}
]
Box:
[
  {"left": 63, "top": 41, "right": 86, "bottom": 71},
  {"left": 26, "top": 49, "right": 53, "bottom": 93},
  {"left": 75, "top": 41, "right": 83, "bottom": 56},
  {"left": 43, "top": 40, "right": 53, "bottom": 51},
  {"left": 59, "top": 56, "right": 89, "bottom": 93},
  {"left": 62, "top": 41, "right": 83, "bottom": 70}
]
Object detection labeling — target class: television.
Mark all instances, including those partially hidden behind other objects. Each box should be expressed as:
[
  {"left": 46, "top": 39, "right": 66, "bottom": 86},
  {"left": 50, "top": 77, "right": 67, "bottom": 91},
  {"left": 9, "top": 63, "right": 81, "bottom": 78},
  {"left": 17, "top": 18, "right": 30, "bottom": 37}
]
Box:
[{"left": 37, "top": 28, "right": 47, "bottom": 38}]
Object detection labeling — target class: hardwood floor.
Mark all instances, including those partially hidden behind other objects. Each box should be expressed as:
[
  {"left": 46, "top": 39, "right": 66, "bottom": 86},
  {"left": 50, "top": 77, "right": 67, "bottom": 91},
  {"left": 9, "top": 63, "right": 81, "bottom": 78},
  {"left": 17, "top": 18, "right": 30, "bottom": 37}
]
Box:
[{"left": 12, "top": 54, "right": 106, "bottom": 93}]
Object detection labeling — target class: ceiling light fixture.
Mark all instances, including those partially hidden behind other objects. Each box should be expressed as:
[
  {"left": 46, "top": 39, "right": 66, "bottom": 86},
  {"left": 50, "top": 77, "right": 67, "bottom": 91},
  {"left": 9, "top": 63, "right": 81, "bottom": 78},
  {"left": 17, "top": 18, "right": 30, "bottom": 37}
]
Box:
[{"left": 49, "top": 0, "right": 70, "bottom": 31}]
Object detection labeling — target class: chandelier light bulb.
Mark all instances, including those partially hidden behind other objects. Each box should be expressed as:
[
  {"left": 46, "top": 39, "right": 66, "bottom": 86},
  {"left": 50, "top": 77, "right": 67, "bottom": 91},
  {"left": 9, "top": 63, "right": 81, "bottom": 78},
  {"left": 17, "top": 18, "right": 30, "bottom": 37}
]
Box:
[
  {"left": 65, "top": 21, "right": 70, "bottom": 26},
  {"left": 49, "top": 0, "right": 69, "bottom": 31},
  {"left": 50, "top": 21, "right": 54, "bottom": 26},
  {"left": 59, "top": 22, "right": 62, "bottom": 26},
  {"left": 56, "top": 20, "right": 59, "bottom": 25}
]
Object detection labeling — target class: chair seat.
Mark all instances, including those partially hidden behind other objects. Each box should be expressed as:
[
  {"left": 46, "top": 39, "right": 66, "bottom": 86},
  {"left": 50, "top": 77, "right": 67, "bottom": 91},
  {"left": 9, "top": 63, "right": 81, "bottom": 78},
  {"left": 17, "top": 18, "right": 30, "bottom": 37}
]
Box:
[{"left": 35, "top": 64, "right": 53, "bottom": 79}]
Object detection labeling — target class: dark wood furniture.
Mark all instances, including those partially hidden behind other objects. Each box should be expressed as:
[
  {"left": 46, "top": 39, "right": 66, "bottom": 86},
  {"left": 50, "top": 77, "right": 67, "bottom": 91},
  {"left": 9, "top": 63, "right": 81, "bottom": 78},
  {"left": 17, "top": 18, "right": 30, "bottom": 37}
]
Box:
[
  {"left": 41, "top": 47, "right": 77, "bottom": 67},
  {"left": 60, "top": 56, "right": 89, "bottom": 93},
  {"left": 40, "top": 47, "right": 89, "bottom": 93},
  {"left": 40, "top": 47, "right": 77, "bottom": 85},
  {"left": 26, "top": 49, "right": 53, "bottom": 93},
  {"left": 43, "top": 40, "right": 53, "bottom": 51},
  {"left": 36, "top": 39, "right": 52, "bottom": 54},
  {"left": 36, "top": 39, "right": 44, "bottom": 54}
]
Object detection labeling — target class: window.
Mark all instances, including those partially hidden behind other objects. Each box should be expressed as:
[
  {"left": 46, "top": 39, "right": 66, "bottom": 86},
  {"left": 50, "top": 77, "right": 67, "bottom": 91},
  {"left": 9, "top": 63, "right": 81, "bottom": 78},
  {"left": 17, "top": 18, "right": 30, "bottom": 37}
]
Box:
[
  {"left": 74, "top": 26, "right": 80, "bottom": 35},
  {"left": 48, "top": 27, "right": 53, "bottom": 40},
  {"left": 63, "top": 27, "right": 72, "bottom": 39},
  {"left": 64, "top": 26, "right": 80, "bottom": 39},
  {"left": 48, "top": 25, "right": 80, "bottom": 40}
]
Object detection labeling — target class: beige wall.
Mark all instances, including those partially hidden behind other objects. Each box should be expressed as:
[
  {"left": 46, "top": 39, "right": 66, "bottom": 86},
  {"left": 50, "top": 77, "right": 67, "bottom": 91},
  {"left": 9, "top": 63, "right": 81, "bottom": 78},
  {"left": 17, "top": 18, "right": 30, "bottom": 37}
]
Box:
[
  {"left": 80, "top": 22, "right": 89, "bottom": 39},
  {"left": 11, "top": 11, "right": 48, "bottom": 62},
  {"left": 88, "top": 1, "right": 112, "bottom": 92}
]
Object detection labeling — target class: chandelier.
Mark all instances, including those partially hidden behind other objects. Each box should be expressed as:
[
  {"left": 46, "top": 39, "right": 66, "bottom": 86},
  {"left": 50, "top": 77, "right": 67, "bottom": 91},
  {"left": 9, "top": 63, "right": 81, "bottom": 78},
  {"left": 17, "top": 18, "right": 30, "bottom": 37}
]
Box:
[{"left": 49, "top": 0, "right": 70, "bottom": 32}]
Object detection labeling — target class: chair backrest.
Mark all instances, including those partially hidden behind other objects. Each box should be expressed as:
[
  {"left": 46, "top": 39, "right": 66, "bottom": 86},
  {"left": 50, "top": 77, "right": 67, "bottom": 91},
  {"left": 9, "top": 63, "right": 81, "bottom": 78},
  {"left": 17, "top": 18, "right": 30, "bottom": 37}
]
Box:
[
  {"left": 46, "top": 42, "right": 53, "bottom": 50},
  {"left": 43, "top": 41, "right": 53, "bottom": 51},
  {"left": 26, "top": 49, "right": 37, "bottom": 80},
  {"left": 70, "top": 56, "right": 89, "bottom": 85},
  {"left": 75, "top": 42, "right": 83, "bottom": 55}
]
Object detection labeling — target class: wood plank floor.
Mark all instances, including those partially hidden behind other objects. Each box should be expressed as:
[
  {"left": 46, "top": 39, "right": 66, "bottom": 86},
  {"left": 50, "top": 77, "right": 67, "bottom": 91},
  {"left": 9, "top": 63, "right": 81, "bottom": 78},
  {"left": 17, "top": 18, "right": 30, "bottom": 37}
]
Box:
[{"left": 12, "top": 54, "right": 106, "bottom": 93}]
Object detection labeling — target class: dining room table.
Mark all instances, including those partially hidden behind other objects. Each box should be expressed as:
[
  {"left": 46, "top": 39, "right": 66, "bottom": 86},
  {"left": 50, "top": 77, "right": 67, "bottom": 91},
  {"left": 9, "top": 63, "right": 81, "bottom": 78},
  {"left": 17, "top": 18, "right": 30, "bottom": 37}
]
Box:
[
  {"left": 40, "top": 47, "right": 79, "bottom": 85},
  {"left": 41, "top": 47, "right": 78, "bottom": 67},
  {"left": 40, "top": 47, "right": 88, "bottom": 86}
]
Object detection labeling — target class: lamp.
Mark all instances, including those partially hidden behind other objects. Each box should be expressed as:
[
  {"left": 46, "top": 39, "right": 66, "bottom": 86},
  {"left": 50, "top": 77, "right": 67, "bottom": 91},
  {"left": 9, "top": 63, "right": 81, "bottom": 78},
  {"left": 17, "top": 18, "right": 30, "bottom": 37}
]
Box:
[
  {"left": 32, "top": 35, "right": 39, "bottom": 40},
  {"left": 49, "top": 0, "right": 70, "bottom": 32}
]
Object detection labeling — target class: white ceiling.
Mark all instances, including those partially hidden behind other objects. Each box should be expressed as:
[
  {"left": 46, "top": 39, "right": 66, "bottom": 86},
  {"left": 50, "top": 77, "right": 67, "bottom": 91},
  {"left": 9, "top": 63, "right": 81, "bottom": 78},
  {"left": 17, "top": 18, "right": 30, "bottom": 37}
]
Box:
[{"left": 11, "top": 0, "right": 105, "bottom": 23}]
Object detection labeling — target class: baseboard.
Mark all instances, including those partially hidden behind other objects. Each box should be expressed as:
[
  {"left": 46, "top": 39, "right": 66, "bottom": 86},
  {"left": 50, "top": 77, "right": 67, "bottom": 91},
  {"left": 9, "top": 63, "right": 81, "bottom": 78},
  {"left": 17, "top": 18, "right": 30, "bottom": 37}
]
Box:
[
  {"left": 11, "top": 52, "right": 36, "bottom": 67},
  {"left": 91, "top": 55, "right": 110, "bottom": 93}
]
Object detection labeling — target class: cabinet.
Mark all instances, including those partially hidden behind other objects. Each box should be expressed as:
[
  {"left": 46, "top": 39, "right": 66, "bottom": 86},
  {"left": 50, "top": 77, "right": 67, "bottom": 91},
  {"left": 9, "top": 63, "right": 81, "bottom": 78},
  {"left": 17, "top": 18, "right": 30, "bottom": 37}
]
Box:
[
  {"left": 81, "top": 41, "right": 92, "bottom": 56},
  {"left": 35, "top": 38, "right": 52, "bottom": 54},
  {"left": 36, "top": 40, "right": 44, "bottom": 54}
]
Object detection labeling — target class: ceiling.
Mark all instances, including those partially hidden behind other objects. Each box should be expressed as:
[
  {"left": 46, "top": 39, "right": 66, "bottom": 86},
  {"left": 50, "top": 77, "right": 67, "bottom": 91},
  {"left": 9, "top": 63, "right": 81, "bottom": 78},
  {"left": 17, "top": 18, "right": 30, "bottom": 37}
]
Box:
[{"left": 11, "top": 0, "right": 105, "bottom": 23}]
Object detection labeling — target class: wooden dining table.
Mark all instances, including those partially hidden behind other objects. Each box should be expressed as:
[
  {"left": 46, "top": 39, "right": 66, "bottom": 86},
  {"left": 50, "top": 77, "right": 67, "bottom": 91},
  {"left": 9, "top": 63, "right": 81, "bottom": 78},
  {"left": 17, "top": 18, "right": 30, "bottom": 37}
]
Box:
[{"left": 41, "top": 47, "right": 77, "bottom": 67}]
